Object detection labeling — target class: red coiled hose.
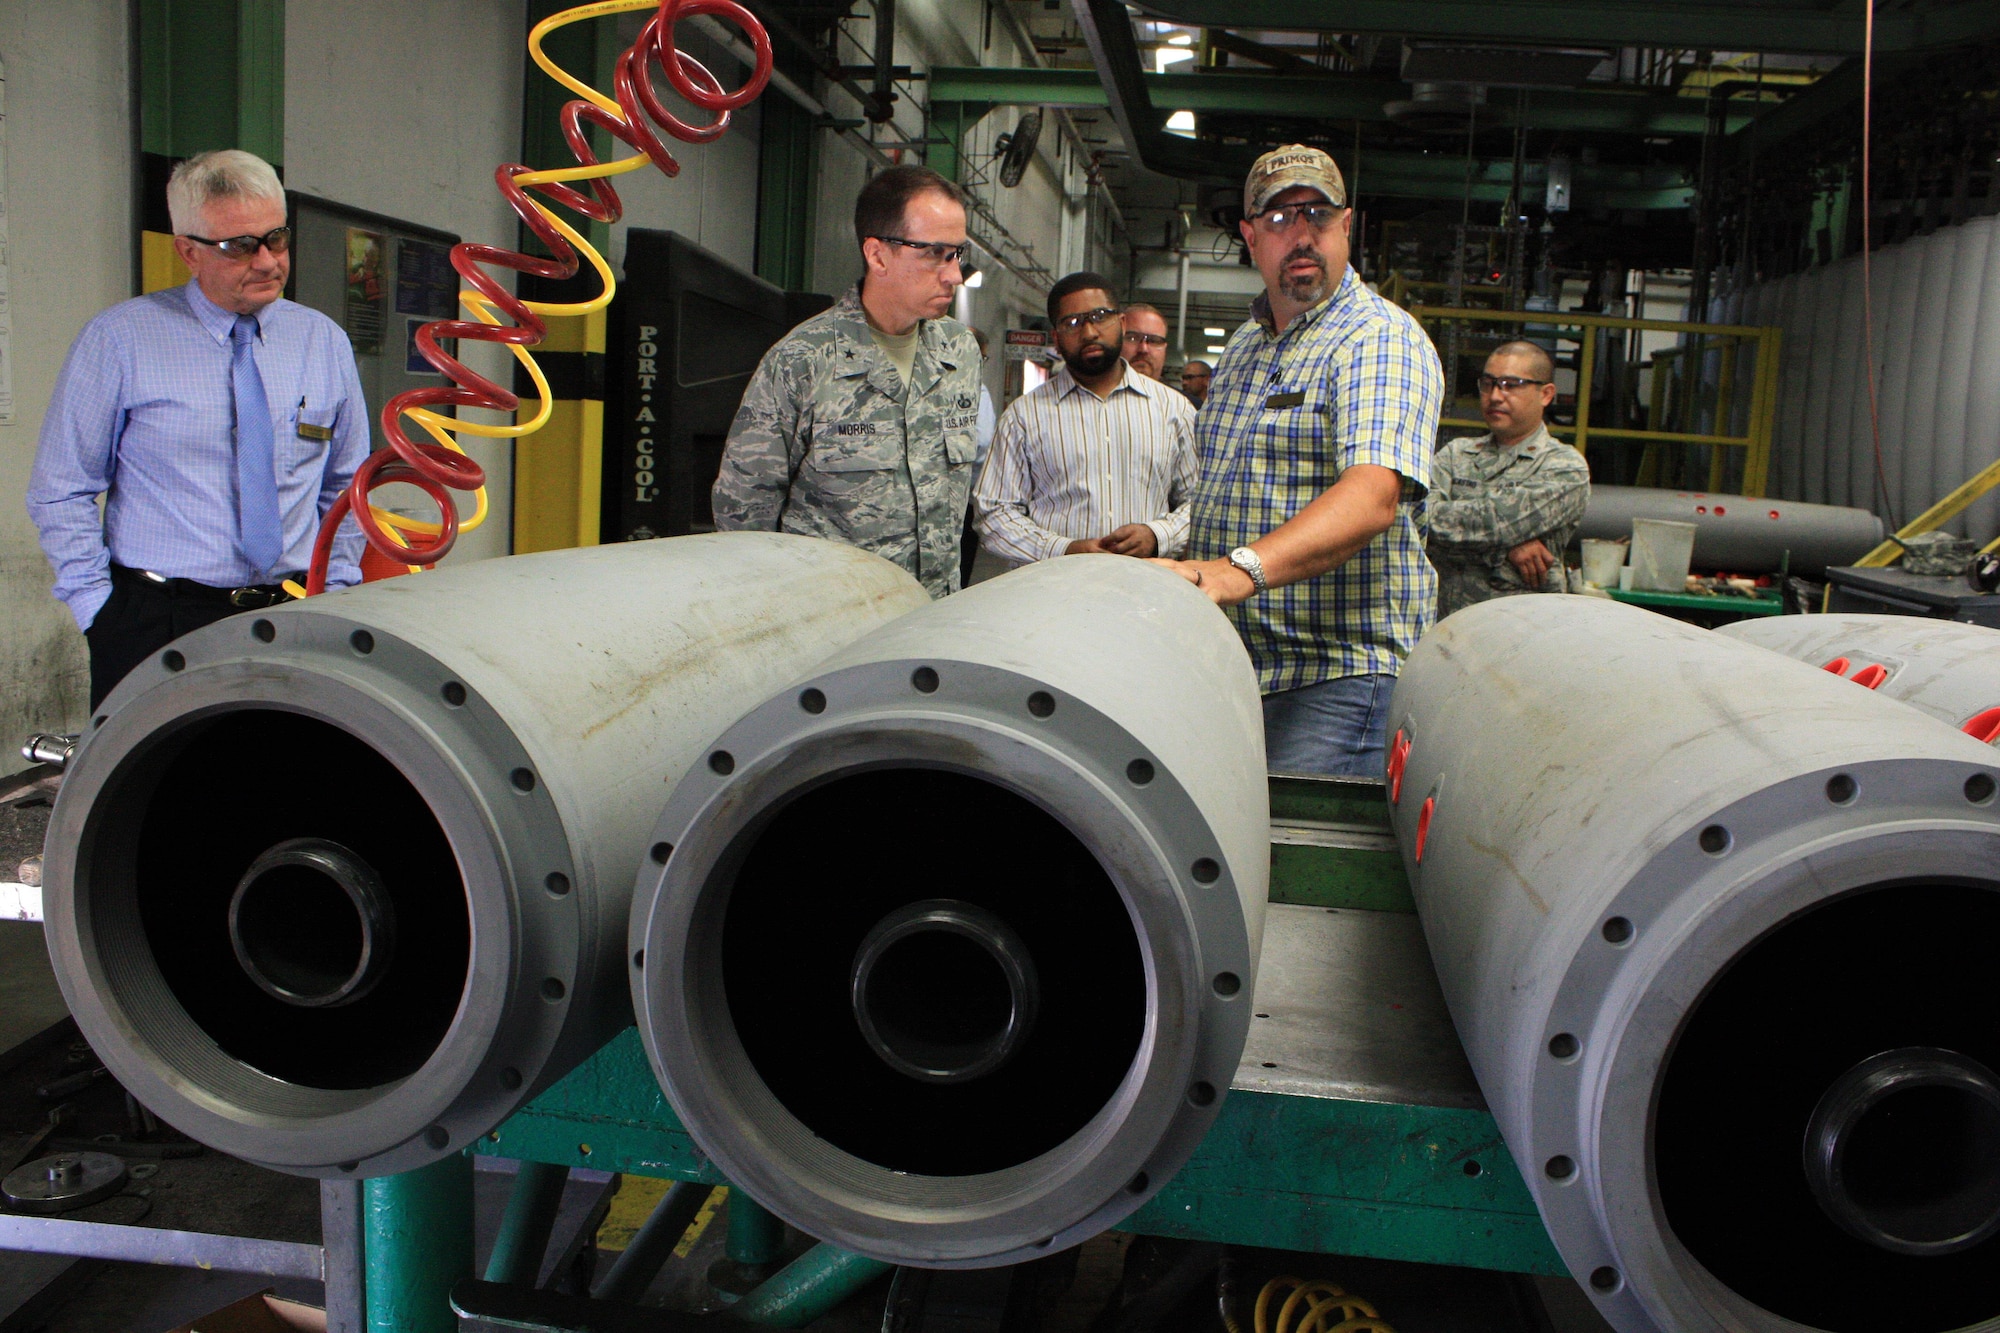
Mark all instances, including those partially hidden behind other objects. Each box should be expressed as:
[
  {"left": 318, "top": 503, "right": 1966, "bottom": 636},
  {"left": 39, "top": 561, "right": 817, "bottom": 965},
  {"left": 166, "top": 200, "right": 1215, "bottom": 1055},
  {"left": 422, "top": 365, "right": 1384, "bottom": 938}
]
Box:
[{"left": 304, "top": 0, "right": 773, "bottom": 594}]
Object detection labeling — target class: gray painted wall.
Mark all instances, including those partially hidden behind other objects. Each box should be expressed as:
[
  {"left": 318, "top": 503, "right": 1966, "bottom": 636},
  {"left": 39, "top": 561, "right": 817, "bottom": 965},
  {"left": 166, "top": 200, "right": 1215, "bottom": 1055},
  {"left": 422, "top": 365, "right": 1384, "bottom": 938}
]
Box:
[
  {"left": 1715, "top": 216, "right": 2000, "bottom": 542},
  {"left": 286, "top": 0, "right": 529, "bottom": 567},
  {"left": 0, "top": 2, "right": 131, "bottom": 748}
]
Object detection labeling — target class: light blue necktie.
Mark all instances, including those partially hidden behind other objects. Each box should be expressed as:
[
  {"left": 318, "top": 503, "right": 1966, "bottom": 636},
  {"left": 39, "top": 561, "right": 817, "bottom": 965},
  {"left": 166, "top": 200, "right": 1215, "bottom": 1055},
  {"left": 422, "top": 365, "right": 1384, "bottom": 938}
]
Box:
[{"left": 231, "top": 314, "right": 284, "bottom": 575}]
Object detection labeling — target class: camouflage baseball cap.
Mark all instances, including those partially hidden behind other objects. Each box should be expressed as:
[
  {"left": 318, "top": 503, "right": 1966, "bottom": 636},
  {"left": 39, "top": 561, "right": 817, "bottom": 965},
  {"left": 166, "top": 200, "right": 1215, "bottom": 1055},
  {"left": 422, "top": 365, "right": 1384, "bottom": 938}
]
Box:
[{"left": 1243, "top": 144, "right": 1348, "bottom": 216}]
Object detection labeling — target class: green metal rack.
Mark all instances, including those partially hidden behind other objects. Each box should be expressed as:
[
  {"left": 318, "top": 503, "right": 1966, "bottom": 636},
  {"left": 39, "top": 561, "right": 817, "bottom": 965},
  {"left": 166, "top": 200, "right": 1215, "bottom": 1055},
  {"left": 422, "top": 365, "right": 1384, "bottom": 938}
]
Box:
[
  {"left": 353, "top": 775, "right": 1567, "bottom": 1330},
  {"left": 473, "top": 775, "right": 1564, "bottom": 1276}
]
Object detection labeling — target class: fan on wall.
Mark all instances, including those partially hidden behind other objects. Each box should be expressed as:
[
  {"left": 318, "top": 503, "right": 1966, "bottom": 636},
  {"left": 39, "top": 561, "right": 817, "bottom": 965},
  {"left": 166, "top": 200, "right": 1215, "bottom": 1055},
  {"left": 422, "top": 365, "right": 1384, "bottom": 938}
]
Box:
[{"left": 994, "top": 109, "right": 1043, "bottom": 188}]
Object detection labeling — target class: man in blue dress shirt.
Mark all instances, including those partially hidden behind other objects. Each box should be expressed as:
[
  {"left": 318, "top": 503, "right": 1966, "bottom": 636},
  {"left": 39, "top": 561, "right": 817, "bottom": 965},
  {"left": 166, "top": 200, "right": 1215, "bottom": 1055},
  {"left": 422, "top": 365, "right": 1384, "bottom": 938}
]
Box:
[{"left": 27, "top": 149, "right": 370, "bottom": 707}]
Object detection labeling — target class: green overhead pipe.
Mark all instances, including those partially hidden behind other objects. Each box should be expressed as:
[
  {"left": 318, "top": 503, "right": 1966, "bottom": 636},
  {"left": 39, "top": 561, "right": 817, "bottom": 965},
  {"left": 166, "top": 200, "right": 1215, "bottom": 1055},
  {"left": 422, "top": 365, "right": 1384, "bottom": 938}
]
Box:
[
  {"left": 364, "top": 1154, "right": 475, "bottom": 1333},
  {"left": 732, "top": 1244, "right": 892, "bottom": 1328},
  {"left": 482, "top": 1161, "right": 570, "bottom": 1287}
]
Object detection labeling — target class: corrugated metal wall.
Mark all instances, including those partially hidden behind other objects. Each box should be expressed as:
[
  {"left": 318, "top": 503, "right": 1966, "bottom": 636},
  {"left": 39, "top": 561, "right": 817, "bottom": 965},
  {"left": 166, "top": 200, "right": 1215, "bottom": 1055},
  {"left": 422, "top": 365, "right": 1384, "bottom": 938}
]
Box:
[{"left": 1710, "top": 215, "right": 2000, "bottom": 541}]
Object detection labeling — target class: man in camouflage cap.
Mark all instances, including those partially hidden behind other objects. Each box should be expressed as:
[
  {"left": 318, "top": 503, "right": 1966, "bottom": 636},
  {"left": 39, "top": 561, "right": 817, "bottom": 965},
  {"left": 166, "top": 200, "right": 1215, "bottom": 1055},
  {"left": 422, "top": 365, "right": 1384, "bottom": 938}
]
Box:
[
  {"left": 1428, "top": 340, "right": 1590, "bottom": 618},
  {"left": 712, "top": 166, "right": 982, "bottom": 597}
]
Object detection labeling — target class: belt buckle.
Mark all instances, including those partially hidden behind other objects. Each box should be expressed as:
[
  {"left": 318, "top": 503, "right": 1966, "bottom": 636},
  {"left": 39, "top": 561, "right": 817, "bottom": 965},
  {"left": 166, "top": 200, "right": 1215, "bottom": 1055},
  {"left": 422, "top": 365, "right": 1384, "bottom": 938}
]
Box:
[{"left": 228, "top": 587, "right": 269, "bottom": 609}]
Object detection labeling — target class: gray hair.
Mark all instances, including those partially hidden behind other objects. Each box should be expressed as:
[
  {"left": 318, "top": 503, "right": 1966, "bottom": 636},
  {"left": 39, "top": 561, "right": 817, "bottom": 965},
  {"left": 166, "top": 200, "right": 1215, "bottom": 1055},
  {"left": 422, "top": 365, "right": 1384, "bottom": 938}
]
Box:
[{"left": 167, "top": 150, "right": 285, "bottom": 236}]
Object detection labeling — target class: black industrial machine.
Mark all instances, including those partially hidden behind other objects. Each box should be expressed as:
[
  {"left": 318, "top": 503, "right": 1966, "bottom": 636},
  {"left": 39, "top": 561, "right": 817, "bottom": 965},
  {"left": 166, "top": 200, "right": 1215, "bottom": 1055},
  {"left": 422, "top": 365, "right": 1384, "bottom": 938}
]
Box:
[{"left": 601, "top": 230, "right": 830, "bottom": 543}]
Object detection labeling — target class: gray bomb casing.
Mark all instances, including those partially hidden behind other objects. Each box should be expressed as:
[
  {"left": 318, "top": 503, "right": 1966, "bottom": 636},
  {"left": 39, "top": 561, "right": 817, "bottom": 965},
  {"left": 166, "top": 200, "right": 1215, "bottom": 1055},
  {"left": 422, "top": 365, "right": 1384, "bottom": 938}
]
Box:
[
  {"left": 631, "top": 558, "right": 1268, "bottom": 1266},
  {"left": 1721, "top": 612, "right": 2000, "bottom": 737},
  {"left": 42, "top": 535, "right": 927, "bottom": 1178},
  {"left": 1391, "top": 596, "right": 2000, "bottom": 1333}
]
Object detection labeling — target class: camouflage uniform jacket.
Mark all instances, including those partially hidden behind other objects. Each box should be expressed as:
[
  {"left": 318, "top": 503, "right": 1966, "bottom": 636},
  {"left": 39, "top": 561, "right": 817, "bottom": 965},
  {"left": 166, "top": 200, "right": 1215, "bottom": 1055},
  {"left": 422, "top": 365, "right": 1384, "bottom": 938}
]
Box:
[
  {"left": 711, "top": 286, "right": 982, "bottom": 597},
  {"left": 1426, "top": 423, "right": 1591, "bottom": 619}
]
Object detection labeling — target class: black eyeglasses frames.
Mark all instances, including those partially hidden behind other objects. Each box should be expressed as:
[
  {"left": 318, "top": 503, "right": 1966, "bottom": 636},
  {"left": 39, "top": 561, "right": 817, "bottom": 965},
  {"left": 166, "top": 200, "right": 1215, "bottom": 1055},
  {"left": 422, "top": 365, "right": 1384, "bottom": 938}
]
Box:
[{"left": 871, "top": 235, "right": 975, "bottom": 272}]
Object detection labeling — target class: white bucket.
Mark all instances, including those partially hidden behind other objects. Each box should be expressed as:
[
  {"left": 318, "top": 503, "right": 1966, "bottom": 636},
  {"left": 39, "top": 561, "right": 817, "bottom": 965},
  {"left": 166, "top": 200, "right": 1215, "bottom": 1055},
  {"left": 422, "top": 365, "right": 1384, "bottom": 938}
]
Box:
[
  {"left": 1631, "top": 518, "right": 1698, "bottom": 592},
  {"left": 1580, "top": 539, "right": 1628, "bottom": 589}
]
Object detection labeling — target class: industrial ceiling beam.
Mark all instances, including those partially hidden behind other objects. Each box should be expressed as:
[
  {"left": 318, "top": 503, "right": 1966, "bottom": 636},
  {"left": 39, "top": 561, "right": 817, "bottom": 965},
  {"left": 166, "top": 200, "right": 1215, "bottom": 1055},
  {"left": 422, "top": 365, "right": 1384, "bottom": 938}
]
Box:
[
  {"left": 1069, "top": 0, "right": 1240, "bottom": 180},
  {"left": 1128, "top": 0, "right": 2000, "bottom": 57},
  {"left": 1724, "top": 51, "right": 1924, "bottom": 159},
  {"left": 928, "top": 86, "right": 1695, "bottom": 206},
  {"left": 927, "top": 66, "right": 1762, "bottom": 135}
]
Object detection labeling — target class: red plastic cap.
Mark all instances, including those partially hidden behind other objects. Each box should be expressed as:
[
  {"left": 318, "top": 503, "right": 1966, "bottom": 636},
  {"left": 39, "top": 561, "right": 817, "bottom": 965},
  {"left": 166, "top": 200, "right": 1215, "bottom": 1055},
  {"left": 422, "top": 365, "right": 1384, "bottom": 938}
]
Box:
[
  {"left": 1415, "top": 797, "right": 1436, "bottom": 863},
  {"left": 1962, "top": 707, "right": 2000, "bottom": 745},
  {"left": 1388, "top": 731, "right": 1411, "bottom": 804}
]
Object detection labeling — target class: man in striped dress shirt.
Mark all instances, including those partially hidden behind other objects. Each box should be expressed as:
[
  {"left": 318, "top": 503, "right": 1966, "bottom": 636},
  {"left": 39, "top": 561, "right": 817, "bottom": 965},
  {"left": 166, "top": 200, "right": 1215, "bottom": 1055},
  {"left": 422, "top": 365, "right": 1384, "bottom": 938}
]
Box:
[{"left": 972, "top": 273, "right": 1196, "bottom": 566}]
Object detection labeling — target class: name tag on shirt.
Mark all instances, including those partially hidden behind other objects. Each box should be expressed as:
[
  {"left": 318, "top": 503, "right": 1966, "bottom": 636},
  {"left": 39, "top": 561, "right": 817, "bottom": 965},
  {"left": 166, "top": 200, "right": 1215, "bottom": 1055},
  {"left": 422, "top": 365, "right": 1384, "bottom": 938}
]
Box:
[
  {"left": 298, "top": 421, "right": 333, "bottom": 441},
  {"left": 1264, "top": 391, "right": 1306, "bottom": 409}
]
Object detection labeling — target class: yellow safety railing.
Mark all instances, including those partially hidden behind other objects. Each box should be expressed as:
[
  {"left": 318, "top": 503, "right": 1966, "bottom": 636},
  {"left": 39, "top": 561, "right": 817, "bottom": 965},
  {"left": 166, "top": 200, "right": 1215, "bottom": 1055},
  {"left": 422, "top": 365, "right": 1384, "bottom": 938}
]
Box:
[
  {"left": 1409, "top": 306, "right": 1784, "bottom": 498},
  {"left": 1854, "top": 459, "right": 2000, "bottom": 565}
]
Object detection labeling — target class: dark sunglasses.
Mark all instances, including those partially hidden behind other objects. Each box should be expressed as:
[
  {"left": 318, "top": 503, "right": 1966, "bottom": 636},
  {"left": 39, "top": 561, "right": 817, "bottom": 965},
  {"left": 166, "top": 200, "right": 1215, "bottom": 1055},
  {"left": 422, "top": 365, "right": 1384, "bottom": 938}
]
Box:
[{"left": 184, "top": 226, "right": 294, "bottom": 260}]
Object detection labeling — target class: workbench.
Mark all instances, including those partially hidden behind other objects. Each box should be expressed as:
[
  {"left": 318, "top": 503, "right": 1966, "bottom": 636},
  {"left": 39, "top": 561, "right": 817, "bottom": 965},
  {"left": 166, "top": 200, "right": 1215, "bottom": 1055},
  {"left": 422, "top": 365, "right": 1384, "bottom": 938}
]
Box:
[{"left": 477, "top": 775, "right": 1566, "bottom": 1277}]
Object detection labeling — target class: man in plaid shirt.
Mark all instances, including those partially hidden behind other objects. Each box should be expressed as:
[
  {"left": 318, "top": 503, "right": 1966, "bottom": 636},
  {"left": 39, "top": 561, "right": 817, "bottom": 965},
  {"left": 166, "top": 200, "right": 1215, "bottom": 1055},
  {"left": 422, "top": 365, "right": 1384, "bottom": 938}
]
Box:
[{"left": 1155, "top": 145, "right": 1443, "bottom": 777}]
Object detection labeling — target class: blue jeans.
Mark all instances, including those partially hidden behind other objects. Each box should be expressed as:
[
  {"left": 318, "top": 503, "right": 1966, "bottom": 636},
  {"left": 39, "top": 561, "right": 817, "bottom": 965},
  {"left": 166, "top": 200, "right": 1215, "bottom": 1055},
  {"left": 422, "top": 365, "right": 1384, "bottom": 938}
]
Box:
[{"left": 1262, "top": 674, "right": 1395, "bottom": 778}]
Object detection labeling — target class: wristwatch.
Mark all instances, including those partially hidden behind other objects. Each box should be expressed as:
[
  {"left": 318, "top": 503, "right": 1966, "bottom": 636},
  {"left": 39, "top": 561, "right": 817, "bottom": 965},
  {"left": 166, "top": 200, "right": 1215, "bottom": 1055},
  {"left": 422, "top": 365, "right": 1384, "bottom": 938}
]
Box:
[{"left": 1227, "top": 546, "right": 1269, "bottom": 595}]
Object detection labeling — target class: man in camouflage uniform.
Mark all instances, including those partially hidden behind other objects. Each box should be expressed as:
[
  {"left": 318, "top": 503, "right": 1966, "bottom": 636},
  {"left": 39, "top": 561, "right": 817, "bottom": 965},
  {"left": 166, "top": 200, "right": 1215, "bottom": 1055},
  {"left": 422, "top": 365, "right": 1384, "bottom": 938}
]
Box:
[
  {"left": 1427, "top": 340, "right": 1592, "bottom": 619},
  {"left": 712, "top": 166, "right": 982, "bottom": 597}
]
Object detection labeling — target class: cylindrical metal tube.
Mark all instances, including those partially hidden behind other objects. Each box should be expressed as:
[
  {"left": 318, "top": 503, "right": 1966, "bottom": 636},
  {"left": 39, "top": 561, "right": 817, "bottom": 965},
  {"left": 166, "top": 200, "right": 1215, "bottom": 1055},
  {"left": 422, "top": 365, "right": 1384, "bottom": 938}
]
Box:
[
  {"left": 1389, "top": 596, "right": 2000, "bottom": 1333},
  {"left": 364, "top": 1154, "right": 473, "bottom": 1333},
  {"left": 735, "top": 1245, "right": 893, "bottom": 1328},
  {"left": 631, "top": 558, "right": 1267, "bottom": 1267},
  {"left": 728, "top": 1189, "right": 787, "bottom": 1265},
  {"left": 1719, "top": 613, "right": 2000, "bottom": 740},
  {"left": 482, "top": 1161, "right": 570, "bottom": 1286},
  {"left": 42, "top": 535, "right": 928, "bottom": 1178},
  {"left": 1578, "top": 485, "right": 1883, "bottom": 574},
  {"left": 592, "top": 1181, "right": 713, "bottom": 1303}
]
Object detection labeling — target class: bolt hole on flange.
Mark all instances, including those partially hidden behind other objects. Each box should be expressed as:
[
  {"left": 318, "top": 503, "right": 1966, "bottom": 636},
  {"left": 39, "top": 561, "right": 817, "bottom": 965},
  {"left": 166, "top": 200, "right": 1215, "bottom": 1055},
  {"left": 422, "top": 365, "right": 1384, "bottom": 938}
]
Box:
[
  {"left": 1699, "top": 824, "right": 1732, "bottom": 855},
  {"left": 1827, "top": 773, "right": 1858, "bottom": 805},
  {"left": 1601, "top": 916, "right": 1634, "bottom": 945},
  {"left": 1657, "top": 882, "right": 2000, "bottom": 1333},
  {"left": 1966, "top": 773, "right": 1996, "bottom": 805},
  {"left": 910, "top": 666, "right": 939, "bottom": 694}
]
